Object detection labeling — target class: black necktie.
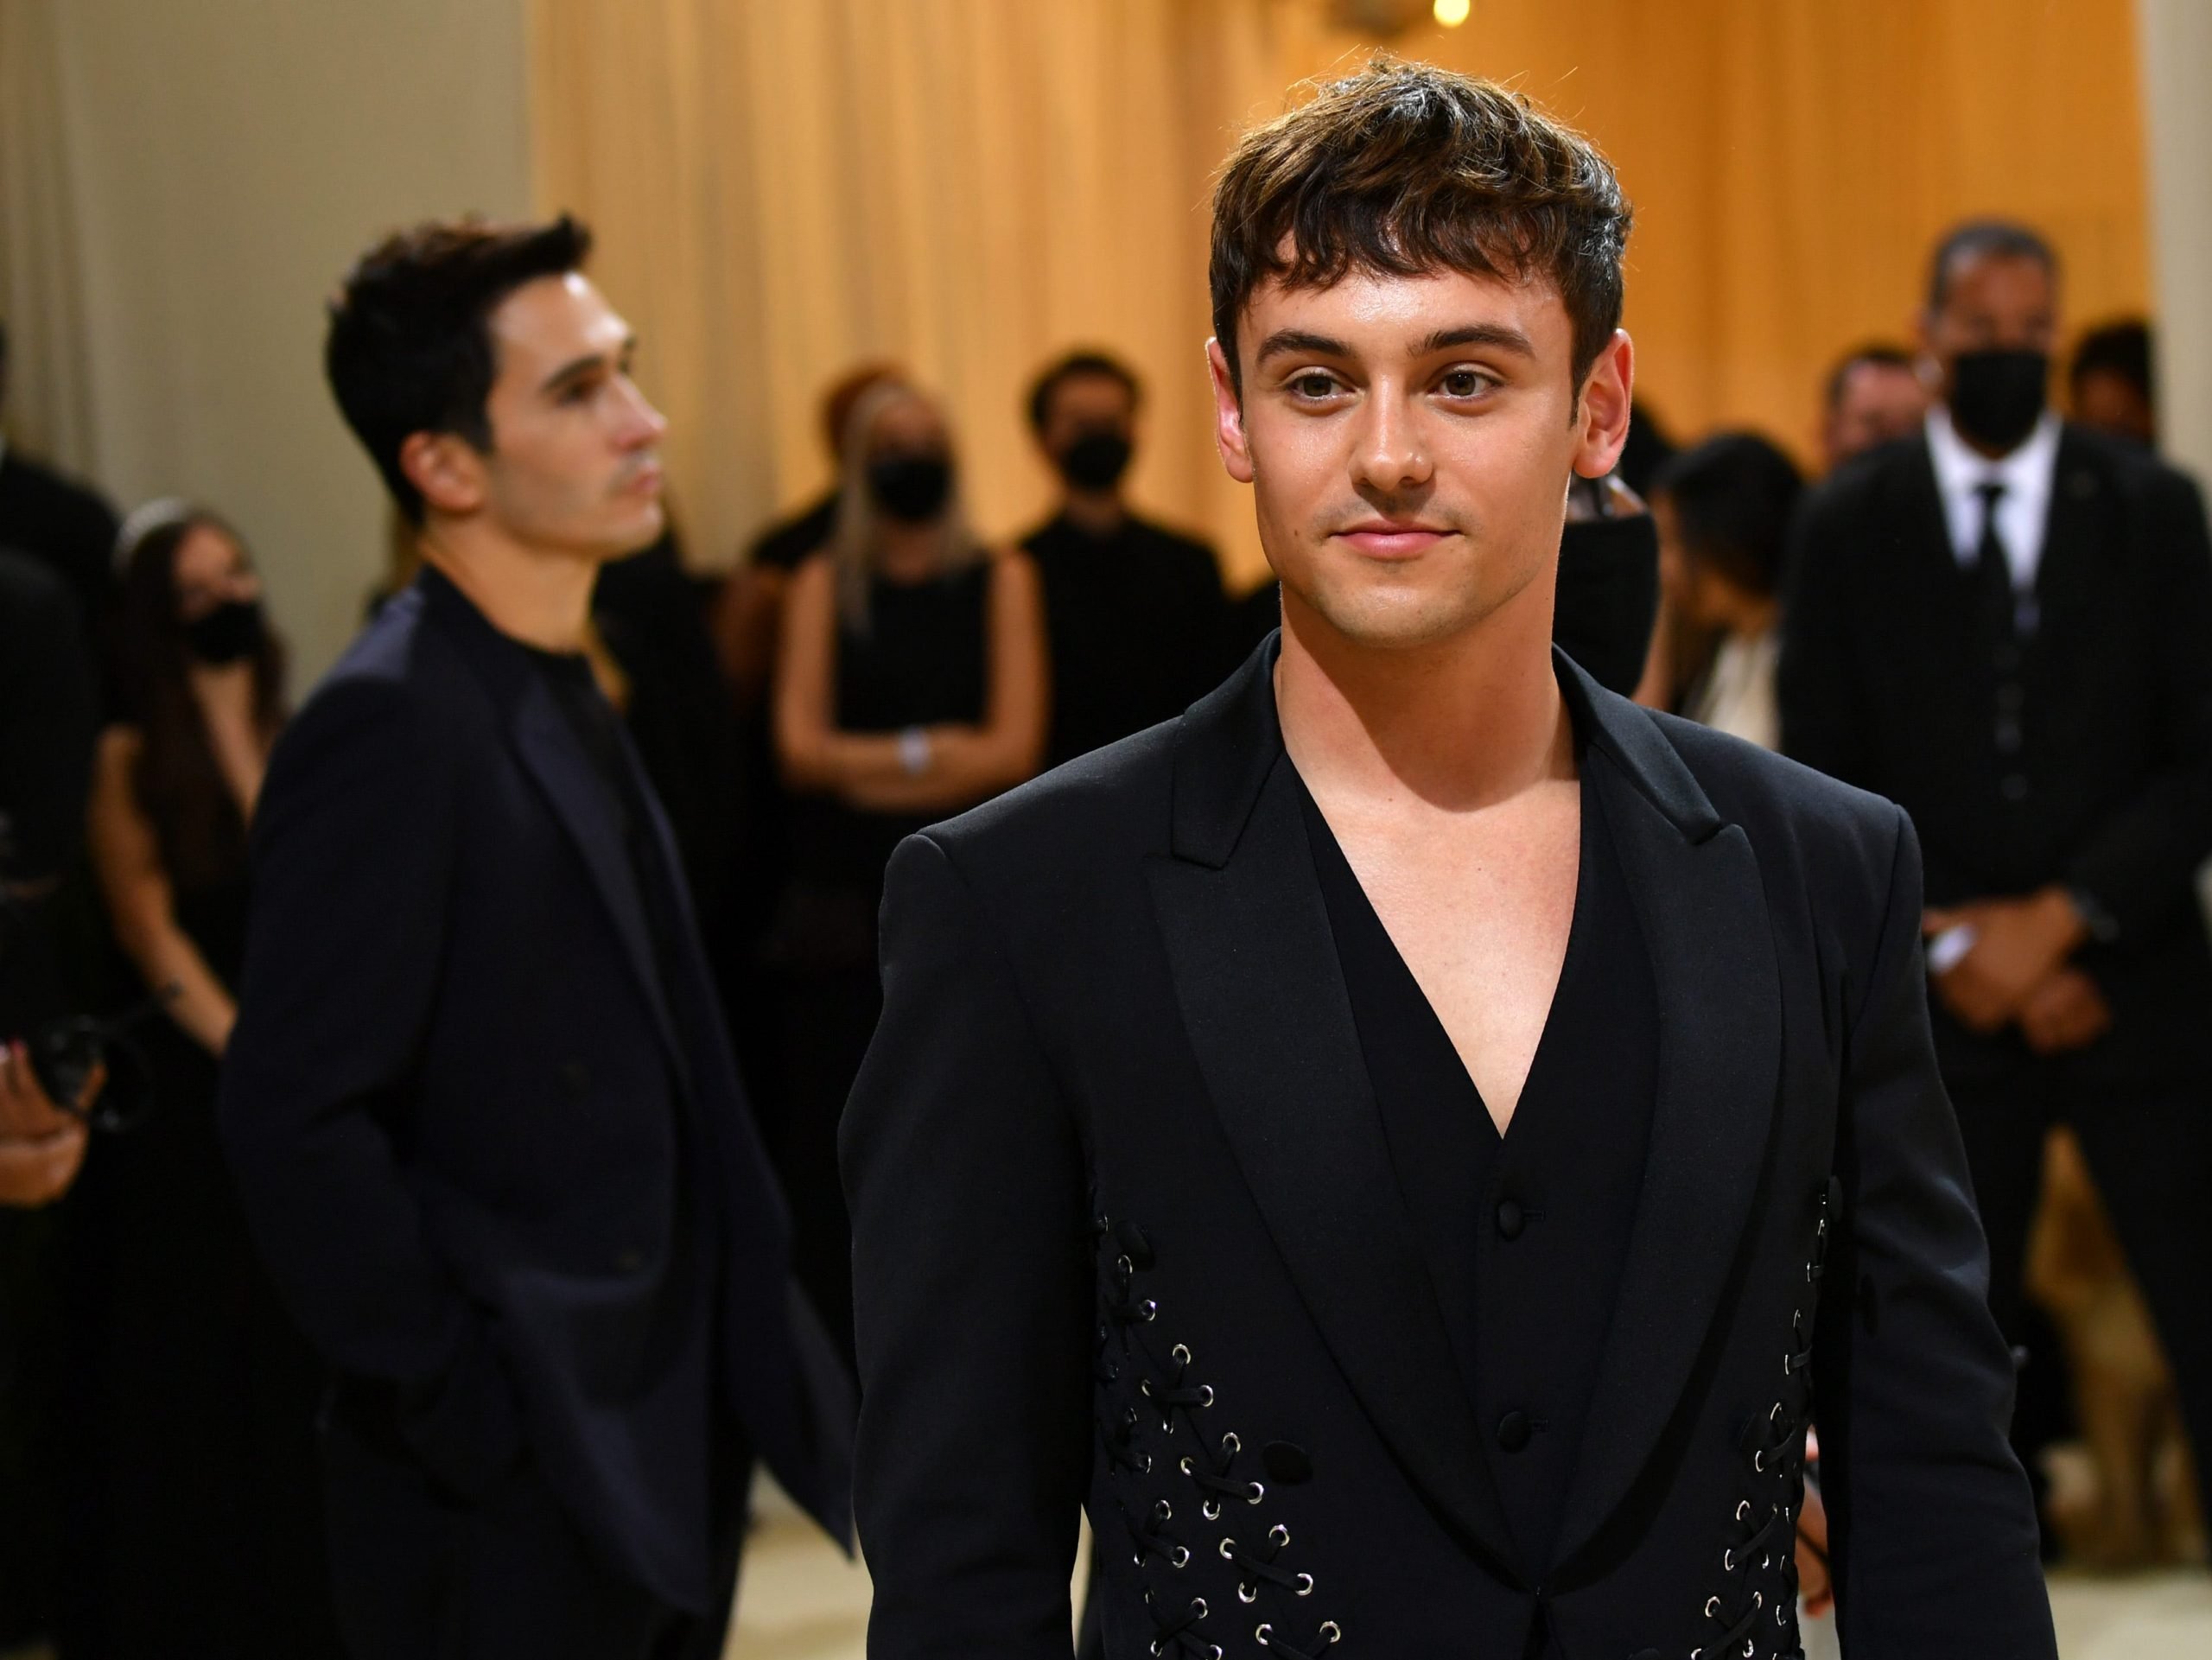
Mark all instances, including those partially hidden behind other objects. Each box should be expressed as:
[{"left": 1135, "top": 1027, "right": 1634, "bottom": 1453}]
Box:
[{"left": 1974, "top": 480, "right": 2014, "bottom": 641}]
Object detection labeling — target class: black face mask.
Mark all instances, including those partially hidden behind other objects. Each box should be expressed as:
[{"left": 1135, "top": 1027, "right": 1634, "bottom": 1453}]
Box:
[
  {"left": 1948, "top": 349, "right": 2049, "bottom": 453},
  {"left": 868, "top": 454, "right": 954, "bottom": 524},
  {"left": 182, "top": 599, "right": 266, "bottom": 666},
  {"left": 1553, "top": 511, "right": 1660, "bottom": 697},
  {"left": 1057, "top": 429, "right": 1133, "bottom": 493}
]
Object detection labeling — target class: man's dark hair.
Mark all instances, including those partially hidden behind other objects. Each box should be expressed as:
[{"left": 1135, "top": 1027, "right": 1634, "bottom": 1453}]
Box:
[
  {"left": 1925, "top": 219, "right": 2058, "bottom": 314},
  {"left": 1651, "top": 431, "right": 1803, "bottom": 601},
  {"left": 2069, "top": 317, "right": 2154, "bottom": 405},
  {"left": 324, "top": 215, "right": 593, "bottom": 525},
  {"left": 1027, "top": 351, "right": 1141, "bottom": 436},
  {"left": 1209, "top": 59, "right": 1630, "bottom": 401},
  {"left": 1823, "top": 342, "right": 1916, "bottom": 414}
]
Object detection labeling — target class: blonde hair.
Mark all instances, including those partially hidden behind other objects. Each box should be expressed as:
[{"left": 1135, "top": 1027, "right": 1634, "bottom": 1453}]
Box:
[{"left": 829, "top": 380, "right": 981, "bottom": 633}]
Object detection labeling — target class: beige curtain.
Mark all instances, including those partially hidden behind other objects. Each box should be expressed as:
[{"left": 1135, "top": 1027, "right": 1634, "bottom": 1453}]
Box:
[
  {"left": 531, "top": 0, "right": 2151, "bottom": 589},
  {"left": 0, "top": 0, "right": 98, "bottom": 469}
]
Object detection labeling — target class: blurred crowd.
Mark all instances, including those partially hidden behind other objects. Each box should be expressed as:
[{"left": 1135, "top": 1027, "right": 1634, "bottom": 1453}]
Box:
[{"left": 0, "top": 206, "right": 2202, "bottom": 1660}]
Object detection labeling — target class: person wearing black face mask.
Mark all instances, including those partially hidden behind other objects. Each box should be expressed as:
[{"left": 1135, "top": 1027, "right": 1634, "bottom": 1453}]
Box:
[
  {"left": 770, "top": 381, "right": 1046, "bottom": 1364},
  {"left": 1783, "top": 219, "right": 2212, "bottom": 1557},
  {"left": 1017, "top": 351, "right": 1230, "bottom": 768},
  {"left": 60, "top": 501, "right": 344, "bottom": 1655}
]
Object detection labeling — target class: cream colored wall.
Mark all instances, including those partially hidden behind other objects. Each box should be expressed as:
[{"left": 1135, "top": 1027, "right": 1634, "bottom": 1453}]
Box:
[
  {"left": 2138, "top": 0, "right": 2212, "bottom": 489},
  {"left": 48, "top": 0, "right": 531, "bottom": 681}
]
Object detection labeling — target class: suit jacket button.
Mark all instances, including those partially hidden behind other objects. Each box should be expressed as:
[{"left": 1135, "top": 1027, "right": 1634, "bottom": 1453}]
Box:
[
  {"left": 1495, "top": 1198, "right": 1525, "bottom": 1241},
  {"left": 1497, "top": 1409, "right": 1532, "bottom": 1453},
  {"left": 613, "top": 1247, "right": 647, "bottom": 1272}
]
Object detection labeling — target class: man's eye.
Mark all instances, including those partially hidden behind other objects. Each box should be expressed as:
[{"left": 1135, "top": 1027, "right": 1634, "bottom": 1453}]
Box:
[
  {"left": 1440, "top": 369, "right": 1491, "bottom": 398},
  {"left": 1287, "top": 372, "right": 1338, "bottom": 399},
  {"left": 561, "top": 379, "right": 598, "bottom": 405}
]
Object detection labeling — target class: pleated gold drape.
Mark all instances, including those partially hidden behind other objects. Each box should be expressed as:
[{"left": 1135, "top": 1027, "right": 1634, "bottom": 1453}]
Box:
[{"left": 529, "top": 0, "right": 2149, "bottom": 589}]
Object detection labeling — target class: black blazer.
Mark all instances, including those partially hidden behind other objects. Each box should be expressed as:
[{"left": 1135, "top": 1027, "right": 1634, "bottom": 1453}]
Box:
[
  {"left": 842, "top": 643, "right": 2052, "bottom": 1658},
  {"left": 1780, "top": 425, "right": 2212, "bottom": 1085},
  {"left": 219, "top": 572, "right": 853, "bottom": 1608}
]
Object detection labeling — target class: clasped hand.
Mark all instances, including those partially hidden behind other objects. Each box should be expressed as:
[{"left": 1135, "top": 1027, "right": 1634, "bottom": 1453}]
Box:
[{"left": 1922, "top": 887, "right": 2108, "bottom": 1055}]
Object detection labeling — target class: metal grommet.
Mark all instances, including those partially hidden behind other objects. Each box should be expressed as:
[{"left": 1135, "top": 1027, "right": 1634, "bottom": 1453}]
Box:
[
  {"left": 1191, "top": 1597, "right": 1208, "bottom": 1618},
  {"left": 1171, "top": 1546, "right": 1191, "bottom": 1568},
  {"left": 1734, "top": 1499, "right": 1751, "bottom": 1523},
  {"left": 1203, "top": 1500, "right": 1223, "bottom": 1522},
  {"left": 1117, "top": 1255, "right": 1133, "bottom": 1275},
  {"left": 1705, "top": 1595, "right": 1723, "bottom": 1618},
  {"left": 1139, "top": 1453, "right": 1154, "bottom": 1474},
  {"left": 1221, "top": 1432, "right": 1242, "bottom": 1455},
  {"left": 1255, "top": 1628, "right": 1274, "bottom": 1650},
  {"left": 1724, "top": 1548, "right": 1737, "bottom": 1571},
  {"left": 1198, "top": 1384, "right": 1215, "bottom": 1407},
  {"left": 1321, "top": 1621, "right": 1342, "bottom": 1644},
  {"left": 1173, "top": 1343, "right": 1192, "bottom": 1366},
  {"left": 1238, "top": 1582, "right": 1258, "bottom": 1605},
  {"left": 1140, "top": 1299, "right": 1158, "bottom": 1321},
  {"left": 1294, "top": 1573, "right": 1314, "bottom": 1596},
  {"left": 1269, "top": 1524, "right": 1290, "bottom": 1549},
  {"left": 1179, "top": 1456, "right": 1196, "bottom": 1476},
  {"left": 1245, "top": 1481, "right": 1266, "bottom": 1504},
  {"left": 1154, "top": 1498, "right": 1173, "bottom": 1522},
  {"left": 1218, "top": 1536, "right": 1237, "bottom": 1560}
]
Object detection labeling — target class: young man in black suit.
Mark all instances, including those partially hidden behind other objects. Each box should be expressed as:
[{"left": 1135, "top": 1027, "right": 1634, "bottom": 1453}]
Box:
[
  {"left": 844, "top": 63, "right": 2053, "bottom": 1658},
  {"left": 1018, "top": 352, "right": 1230, "bottom": 767},
  {"left": 219, "top": 219, "right": 853, "bottom": 1660},
  {"left": 1782, "top": 219, "right": 2212, "bottom": 1544}
]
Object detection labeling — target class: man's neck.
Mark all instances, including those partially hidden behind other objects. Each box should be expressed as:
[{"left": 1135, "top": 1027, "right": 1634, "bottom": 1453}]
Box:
[
  {"left": 1058, "top": 488, "right": 1126, "bottom": 535},
  {"left": 1275, "top": 584, "right": 1571, "bottom": 816},
  {"left": 421, "top": 520, "right": 599, "bottom": 653}
]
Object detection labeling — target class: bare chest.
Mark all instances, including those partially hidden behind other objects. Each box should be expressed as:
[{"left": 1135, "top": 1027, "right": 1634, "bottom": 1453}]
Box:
[{"left": 1332, "top": 798, "right": 1581, "bottom": 1135}]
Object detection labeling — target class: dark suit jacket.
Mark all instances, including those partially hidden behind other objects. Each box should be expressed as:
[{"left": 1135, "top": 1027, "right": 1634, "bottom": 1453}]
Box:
[
  {"left": 0, "top": 450, "right": 118, "bottom": 643},
  {"left": 1780, "top": 424, "right": 2212, "bottom": 1085},
  {"left": 842, "top": 642, "right": 2052, "bottom": 1657},
  {"left": 219, "top": 571, "right": 852, "bottom": 1610}
]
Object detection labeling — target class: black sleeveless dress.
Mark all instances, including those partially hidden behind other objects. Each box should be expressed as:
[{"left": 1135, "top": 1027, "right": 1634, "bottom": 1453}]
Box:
[
  {"left": 57, "top": 741, "right": 343, "bottom": 1659},
  {"left": 768, "top": 562, "right": 993, "bottom": 1369}
]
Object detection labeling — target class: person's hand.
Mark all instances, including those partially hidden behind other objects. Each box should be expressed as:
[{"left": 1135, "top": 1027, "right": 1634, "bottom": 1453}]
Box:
[
  {"left": 1923, "top": 887, "right": 2087, "bottom": 1033},
  {"left": 0, "top": 1039, "right": 92, "bottom": 1207},
  {"left": 1796, "top": 1428, "right": 1832, "bottom": 1617},
  {"left": 2017, "top": 966, "right": 2114, "bottom": 1056}
]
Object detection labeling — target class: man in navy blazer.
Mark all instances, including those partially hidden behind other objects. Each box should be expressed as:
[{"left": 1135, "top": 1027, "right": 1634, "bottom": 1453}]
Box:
[{"left": 219, "top": 217, "right": 852, "bottom": 1660}]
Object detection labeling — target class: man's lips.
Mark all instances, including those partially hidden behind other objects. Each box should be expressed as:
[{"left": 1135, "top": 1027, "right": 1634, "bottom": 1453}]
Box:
[
  {"left": 620, "top": 461, "right": 665, "bottom": 497},
  {"left": 1334, "top": 522, "right": 1450, "bottom": 557}
]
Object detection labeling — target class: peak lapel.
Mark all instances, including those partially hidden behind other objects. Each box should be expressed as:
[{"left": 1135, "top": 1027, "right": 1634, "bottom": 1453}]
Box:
[
  {"left": 1147, "top": 649, "right": 1524, "bottom": 1585},
  {"left": 1549, "top": 668, "right": 1784, "bottom": 1578}
]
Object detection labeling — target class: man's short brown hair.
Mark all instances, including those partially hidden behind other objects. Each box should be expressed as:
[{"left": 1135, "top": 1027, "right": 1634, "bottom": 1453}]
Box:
[{"left": 1210, "top": 60, "right": 1630, "bottom": 400}]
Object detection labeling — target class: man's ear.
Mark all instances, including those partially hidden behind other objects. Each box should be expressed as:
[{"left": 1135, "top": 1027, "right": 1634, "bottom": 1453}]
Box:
[
  {"left": 1206, "top": 338, "right": 1255, "bottom": 485},
  {"left": 1570, "top": 329, "right": 1635, "bottom": 480},
  {"left": 400, "top": 430, "right": 488, "bottom": 518}
]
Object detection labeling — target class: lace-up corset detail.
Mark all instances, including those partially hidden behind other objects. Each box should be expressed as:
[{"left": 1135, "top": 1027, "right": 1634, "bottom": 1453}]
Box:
[
  {"left": 1689, "top": 1183, "right": 1834, "bottom": 1660},
  {"left": 1094, "top": 1213, "right": 1343, "bottom": 1658}
]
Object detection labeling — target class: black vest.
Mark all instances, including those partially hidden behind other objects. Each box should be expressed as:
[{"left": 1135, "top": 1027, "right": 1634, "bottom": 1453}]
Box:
[{"left": 1300, "top": 744, "right": 1659, "bottom": 1576}]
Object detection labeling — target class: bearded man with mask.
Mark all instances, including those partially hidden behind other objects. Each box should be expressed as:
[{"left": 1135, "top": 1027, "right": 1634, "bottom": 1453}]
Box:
[
  {"left": 1018, "top": 352, "right": 1230, "bottom": 767},
  {"left": 1782, "top": 218, "right": 2212, "bottom": 1549}
]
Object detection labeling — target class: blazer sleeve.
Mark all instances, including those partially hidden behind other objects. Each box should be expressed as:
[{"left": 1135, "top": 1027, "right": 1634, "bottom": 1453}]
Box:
[
  {"left": 218, "top": 676, "right": 523, "bottom": 1498},
  {"left": 840, "top": 831, "right": 1092, "bottom": 1658},
  {"left": 2059, "top": 466, "right": 2212, "bottom": 939},
  {"left": 1812, "top": 805, "right": 2056, "bottom": 1656}
]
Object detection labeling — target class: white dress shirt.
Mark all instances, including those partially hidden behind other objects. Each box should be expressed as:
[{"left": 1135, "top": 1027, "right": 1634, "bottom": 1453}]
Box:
[
  {"left": 1923, "top": 404, "right": 2062, "bottom": 590},
  {"left": 1685, "top": 626, "right": 1779, "bottom": 753}
]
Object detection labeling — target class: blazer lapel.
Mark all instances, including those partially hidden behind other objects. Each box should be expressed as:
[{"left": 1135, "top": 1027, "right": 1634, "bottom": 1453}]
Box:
[
  {"left": 1146, "top": 646, "right": 1525, "bottom": 1586},
  {"left": 1549, "top": 659, "right": 1784, "bottom": 1580}
]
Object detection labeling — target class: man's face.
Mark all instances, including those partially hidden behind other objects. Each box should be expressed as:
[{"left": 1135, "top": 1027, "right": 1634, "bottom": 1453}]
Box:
[
  {"left": 468, "top": 273, "right": 668, "bottom": 562},
  {"left": 1207, "top": 264, "right": 1630, "bottom": 652},
  {"left": 1039, "top": 372, "right": 1137, "bottom": 463},
  {"left": 1824, "top": 360, "right": 1929, "bottom": 470},
  {"left": 1919, "top": 252, "right": 2059, "bottom": 404}
]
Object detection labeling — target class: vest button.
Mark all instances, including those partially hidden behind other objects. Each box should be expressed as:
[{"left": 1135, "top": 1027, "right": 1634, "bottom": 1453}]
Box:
[
  {"left": 1497, "top": 1409, "right": 1532, "bottom": 1453},
  {"left": 1495, "top": 1198, "right": 1525, "bottom": 1241}
]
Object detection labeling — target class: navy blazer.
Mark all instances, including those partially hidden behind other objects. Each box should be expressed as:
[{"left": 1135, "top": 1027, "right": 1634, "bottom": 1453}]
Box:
[
  {"left": 220, "top": 570, "right": 853, "bottom": 1610},
  {"left": 842, "top": 641, "right": 2053, "bottom": 1658}
]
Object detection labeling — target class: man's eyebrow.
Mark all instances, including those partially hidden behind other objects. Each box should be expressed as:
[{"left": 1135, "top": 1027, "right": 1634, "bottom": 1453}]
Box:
[
  {"left": 1417, "top": 323, "right": 1535, "bottom": 358},
  {"left": 538, "top": 336, "right": 635, "bottom": 396},
  {"left": 1255, "top": 328, "right": 1351, "bottom": 366}
]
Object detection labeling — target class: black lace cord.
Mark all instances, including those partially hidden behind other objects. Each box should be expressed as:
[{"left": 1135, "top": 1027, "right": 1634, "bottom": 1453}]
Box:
[
  {"left": 1219, "top": 1523, "right": 1314, "bottom": 1603},
  {"left": 1255, "top": 1619, "right": 1342, "bottom": 1658},
  {"left": 1125, "top": 1497, "right": 1192, "bottom": 1569},
  {"left": 1697, "top": 1194, "right": 1831, "bottom": 1658},
  {"left": 1141, "top": 1587, "right": 1219, "bottom": 1657}
]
